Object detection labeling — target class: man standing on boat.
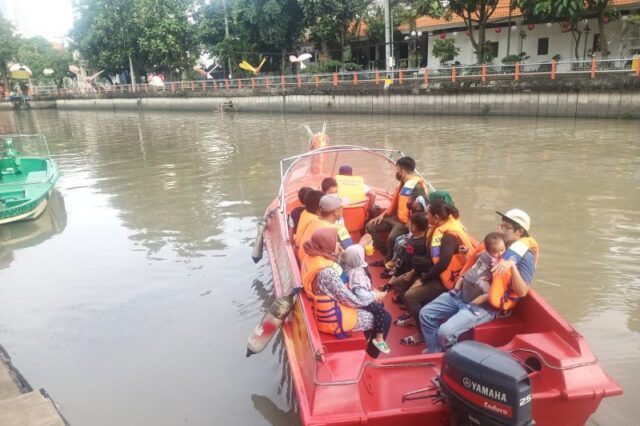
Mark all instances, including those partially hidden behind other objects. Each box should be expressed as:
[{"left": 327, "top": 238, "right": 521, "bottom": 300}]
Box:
[
  {"left": 365, "top": 156, "right": 427, "bottom": 267},
  {"left": 419, "top": 209, "right": 538, "bottom": 353}
]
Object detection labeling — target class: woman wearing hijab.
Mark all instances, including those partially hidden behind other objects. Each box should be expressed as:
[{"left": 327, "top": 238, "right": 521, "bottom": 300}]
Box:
[{"left": 301, "top": 228, "right": 391, "bottom": 357}]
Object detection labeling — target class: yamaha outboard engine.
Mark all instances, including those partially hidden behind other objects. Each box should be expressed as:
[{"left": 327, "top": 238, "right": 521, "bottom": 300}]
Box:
[{"left": 438, "top": 341, "right": 534, "bottom": 426}]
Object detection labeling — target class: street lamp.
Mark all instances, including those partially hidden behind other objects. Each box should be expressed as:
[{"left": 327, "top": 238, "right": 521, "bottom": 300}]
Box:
[{"left": 405, "top": 30, "right": 423, "bottom": 68}]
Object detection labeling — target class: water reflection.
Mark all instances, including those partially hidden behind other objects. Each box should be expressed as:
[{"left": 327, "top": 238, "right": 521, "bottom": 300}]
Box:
[{"left": 0, "top": 190, "right": 67, "bottom": 269}]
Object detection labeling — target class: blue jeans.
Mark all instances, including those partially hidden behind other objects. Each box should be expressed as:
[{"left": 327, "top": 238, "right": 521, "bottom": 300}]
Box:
[{"left": 419, "top": 292, "right": 499, "bottom": 353}]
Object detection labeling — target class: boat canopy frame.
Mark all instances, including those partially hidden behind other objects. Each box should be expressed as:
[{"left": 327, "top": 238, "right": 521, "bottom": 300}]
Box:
[{"left": 278, "top": 145, "right": 433, "bottom": 238}]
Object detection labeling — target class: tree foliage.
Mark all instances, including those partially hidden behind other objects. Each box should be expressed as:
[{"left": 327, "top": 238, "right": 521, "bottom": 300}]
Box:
[
  {"left": 298, "top": 0, "right": 373, "bottom": 58},
  {"left": 514, "top": 0, "right": 615, "bottom": 59},
  {"left": 432, "top": 38, "right": 460, "bottom": 65},
  {"left": 70, "top": 0, "right": 200, "bottom": 79},
  {"left": 17, "top": 37, "right": 73, "bottom": 86},
  {"left": 0, "top": 13, "right": 20, "bottom": 90}
]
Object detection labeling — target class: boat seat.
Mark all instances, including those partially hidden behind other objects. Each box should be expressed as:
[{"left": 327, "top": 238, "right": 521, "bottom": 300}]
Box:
[
  {"left": 463, "top": 314, "right": 525, "bottom": 347},
  {"left": 0, "top": 156, "right": 21, "bottom": 175},
  {"left": 299, "top": 288, "right": 368, "bottom": 353},
  {"left": 26, "top": 171, "right": 47, "bottom": 183},
  {"left": 319, "top": 330, "right": 368, "bottom": 353},
  {"left": 343, "top": 202, "right": 367, "bottom": 233}
]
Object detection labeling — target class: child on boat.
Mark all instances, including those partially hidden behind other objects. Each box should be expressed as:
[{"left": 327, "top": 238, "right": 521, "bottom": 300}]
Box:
[
  {"left": 341, "top": 244, "right": 391, "bottom": 354},
  {"left": 451, "top": 232, "right": 506, "bottom": 312},
  {"left": 289, "top": 186, "right": 313, "bottom": 234}
]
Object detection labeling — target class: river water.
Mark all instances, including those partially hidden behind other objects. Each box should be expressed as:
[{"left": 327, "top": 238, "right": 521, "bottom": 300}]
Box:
[{"left": 0, "top": 110, "right": 638, "bottom": 425}]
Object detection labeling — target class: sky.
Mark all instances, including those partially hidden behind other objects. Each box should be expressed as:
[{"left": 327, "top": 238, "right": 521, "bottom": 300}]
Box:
[{"left": 1, "top": 0, "right": 74, "bottom": 41}]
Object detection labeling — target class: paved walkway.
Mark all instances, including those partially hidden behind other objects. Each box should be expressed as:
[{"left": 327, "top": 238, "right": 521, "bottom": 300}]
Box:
[{"left": 0, "top": 346, "right": 66, "bottom": 426}]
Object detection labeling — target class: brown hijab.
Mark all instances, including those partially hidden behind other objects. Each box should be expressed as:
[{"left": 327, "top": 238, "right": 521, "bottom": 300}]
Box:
[{"left": 303, "top": 227, "right": 339, "bottom": 260}]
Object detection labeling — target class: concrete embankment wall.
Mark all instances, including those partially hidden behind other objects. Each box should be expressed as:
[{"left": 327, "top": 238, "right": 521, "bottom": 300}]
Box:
[
  {"left": 14, "top": 77, "right": 640, "bottom": 118},
  {"left": 55, "top": 90, "right": 640, "bottom": 118}
]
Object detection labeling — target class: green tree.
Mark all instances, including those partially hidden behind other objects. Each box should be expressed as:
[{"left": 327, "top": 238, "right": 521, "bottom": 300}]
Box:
[
  {"left": 136, "top": 0, "right": 200, "bottom": 77},
  {"left": 299, "top": 0, "right": 373, "bottom": 61},
  {"left": 70, "top": 0, "right": 143, "bottom": 81},
  {"left": 448, "top": 0, "right": 499, "bottom": 64},
  {"left": 0, "top": 13, "right": 20, "bottom": 91},
  {"left": 432, "top": 38, "right": 460, "bottom": 65},
  {"left": 16, "top": 37, "right": 73, "bottom": 87},
  {"left": 232, "top": 0, "right": 305, "bottom": 72}
]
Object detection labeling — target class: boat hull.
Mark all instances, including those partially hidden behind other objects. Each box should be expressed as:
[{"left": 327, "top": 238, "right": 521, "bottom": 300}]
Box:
[
  {"left": 260, "top": 145, "right": 622, "bottom": 425},
  {"left": 0, "top": 158, "right": 58, "bottom": 225}
]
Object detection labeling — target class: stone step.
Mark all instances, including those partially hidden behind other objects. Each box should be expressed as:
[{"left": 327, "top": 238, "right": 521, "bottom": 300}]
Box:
[{"left": 0, "top": 390, "right": 65, "bottom": 426}]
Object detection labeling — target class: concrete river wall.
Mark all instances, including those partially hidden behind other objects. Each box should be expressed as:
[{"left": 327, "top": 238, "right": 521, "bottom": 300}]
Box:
[{"left": 10, "top": 77, "right": 640, "bottom": 119}]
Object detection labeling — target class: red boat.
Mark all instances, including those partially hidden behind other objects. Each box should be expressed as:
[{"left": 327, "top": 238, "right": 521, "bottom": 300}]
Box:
[{"left": 256, "top": 145, "right": 622, "bottom": 426}]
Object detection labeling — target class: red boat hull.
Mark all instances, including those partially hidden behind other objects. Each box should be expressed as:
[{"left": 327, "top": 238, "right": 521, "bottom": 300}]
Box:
[{"left": 260, "top": 147, "right": 622, "bottom": 425}]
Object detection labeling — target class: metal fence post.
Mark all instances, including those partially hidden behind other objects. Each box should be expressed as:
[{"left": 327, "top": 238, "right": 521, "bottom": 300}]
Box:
[
  {"left": 482, "top": 64, "right": 487, "bottom": 82},
  {"left": 515, "top": 62, "right": 520, "bottom": 81},
  {"left": 238, "top": 79, "right": 243, "bottom": 89},
  {"left": 551, "top": 60, "right": 556, "bottom": 80},
  {"left": 251, "top": 78, "right": 256, "bottom": 89},
  {"left": 591, "top": 57, "right": 597, "bottom": 79},
  {"left": 353, "top": 72, "right": 358, "bottom": 85},
  {"left": 225, "top": 79, "right": 229, "bottom": 90},
  {"left": 315, "top": 75, "right": 320, "bottom": 87},
  {"left": 451, "top": 65, "right": 457, "bottom": 83},
  {"left": 375, "top": 69, "right": 380, "bottom": 85},
  {"left": 333, "top": 72, "right": 338, "bottom": 87},
  {"left": 424, "top": 67, "right": 429, "bottom": 84},
  {"left": 266, "top": 76, "right": 270, "bottom": 89},
  {"left": 281, "top": 74, "right": 286, "bottom": 88},
  {"left": 399, "top": 68, "right": 404, "bottom": 84},
  {"left": 297, "top": 74, "right": 302, "bottom": 88}
]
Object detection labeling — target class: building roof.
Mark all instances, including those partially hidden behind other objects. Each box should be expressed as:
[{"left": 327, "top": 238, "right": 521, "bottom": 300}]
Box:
[{"left": 399, "top": 0, "right": 640, "bottom": 32}]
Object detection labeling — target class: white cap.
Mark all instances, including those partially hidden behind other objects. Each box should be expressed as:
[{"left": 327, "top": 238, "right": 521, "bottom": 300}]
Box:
[
  {"left": 319, "top": 194, "right": 349, "bottom": 211},
  {"left": 496, "top": 208, "right": 531, "bottom": 232}
]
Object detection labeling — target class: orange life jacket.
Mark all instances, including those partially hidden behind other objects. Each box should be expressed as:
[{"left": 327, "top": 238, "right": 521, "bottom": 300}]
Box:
[
  {"left": 336, "top": 175, "right": 367, "bottom": 204},
  {"left": 427, "top": 217, "right": 474, "bottom": 290},
  {"left": 488, "top": 237, "right": 539, "bottom": 311},
  {"left": 301, "top": 255, "right": 358, "bottom": 337},
  {"left": 297, "top": 217, "right": 352, "bottom": 260},
  {"left": 386, "top": 176, "right": 426, "bottom": 224},
  {"left": 294, "top": 210, "right": 317, "bottom": 247}
]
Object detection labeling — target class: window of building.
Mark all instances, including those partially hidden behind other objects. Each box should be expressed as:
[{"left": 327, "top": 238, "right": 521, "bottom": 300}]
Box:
[
  {"left": 488, "top": 42, "right": 499, "bottom": 58},
  {"left": 537, "top": 38, "right": 549, "bottom": 55},
  {"left": 592, "top": 34, "right": 601, "bottom": 52}
]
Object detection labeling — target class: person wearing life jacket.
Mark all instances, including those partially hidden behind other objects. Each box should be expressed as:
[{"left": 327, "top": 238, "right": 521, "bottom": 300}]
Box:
[
  {"left": 365, "top": 156, "right": 428, "bottom": 264},
  {"left": 399, "top": 199, "right": 474, "bottom": 346},
  {"left": 289, "top": 186, "right": 313, "bottom": 235},
  {"left": 297, "top": 194, "right": 353, "bottom": 260},
  {"left": 301, "top": 228, "right": 390, "bottom": 357},
  {"left": 418, "top": 208, "right": 538, "bottom": 353},
  {"left": 294, "top": 190, "right": 325, "bottom": 248}
]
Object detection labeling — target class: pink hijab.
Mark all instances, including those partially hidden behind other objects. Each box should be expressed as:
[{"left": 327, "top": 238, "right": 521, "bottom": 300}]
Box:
[{"left": 303, "top": 227, "right": 339, "bottom": 260}]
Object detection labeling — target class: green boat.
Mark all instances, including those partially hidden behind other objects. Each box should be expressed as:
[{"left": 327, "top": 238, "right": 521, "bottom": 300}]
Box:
[{"left": 0, "top": 134, "right": 59, "bottom": 224}]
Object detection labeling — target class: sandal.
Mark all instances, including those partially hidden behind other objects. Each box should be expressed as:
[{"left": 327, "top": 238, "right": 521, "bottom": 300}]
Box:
[
  {"left": 368, "top": 260, "right": 385, "bottom": 267},
  {"left": 395, "top": 317, "right": 415, "bottom": 328},
  {"left": 399, "top": 335, "right": 424, "bottom": 346},
  {"left": 373, "top": 340, "right": 391, "bottom": 354},
  {"left": 396, "top": 313, "right": 410, "bottom": 321}
]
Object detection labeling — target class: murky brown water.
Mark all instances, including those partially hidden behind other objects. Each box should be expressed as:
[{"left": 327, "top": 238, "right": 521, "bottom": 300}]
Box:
[{"left": 0, "top": 110, "right": 638, "bottom": 425}]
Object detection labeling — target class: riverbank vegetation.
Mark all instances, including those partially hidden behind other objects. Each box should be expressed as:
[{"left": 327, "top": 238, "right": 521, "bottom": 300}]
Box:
[{"left": 1, "top": 1, "right": 636, "bottom": 88}]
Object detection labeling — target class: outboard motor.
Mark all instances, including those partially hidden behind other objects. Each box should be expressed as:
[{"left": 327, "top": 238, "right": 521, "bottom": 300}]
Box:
[{"left": 438, "top": 341, "right": 534, "bottom": 426}]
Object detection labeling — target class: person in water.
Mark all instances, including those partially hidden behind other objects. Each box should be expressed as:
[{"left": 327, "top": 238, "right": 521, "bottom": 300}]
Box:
[
  {"left": 341, "top": 245, "right": 391, "bottom": 354},
  {"left": 419, "top": 210, "right": 537, "bottom": 353},
  {"left": 301, "top": 228, "right": 391, "bottom": 357},
  {"left": 366, "top": 156, "right": 427, "bottom": 264}
]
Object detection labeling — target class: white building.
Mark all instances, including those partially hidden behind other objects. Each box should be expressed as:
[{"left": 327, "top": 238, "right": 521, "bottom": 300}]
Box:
[{"left": 400, "top": 0, "right": 640, "bottom": 69}]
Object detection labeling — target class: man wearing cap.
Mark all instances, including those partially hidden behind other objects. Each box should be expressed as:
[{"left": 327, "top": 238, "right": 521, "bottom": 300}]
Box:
[
  {"left": 418, "top": 208, "right": 538, "bottom": 353},
  {"left": 366, "top": 156, "right": 428, "bottom": 264},
  {"left": 298, "top": 194, "right": 353, "bottom": 259}
]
